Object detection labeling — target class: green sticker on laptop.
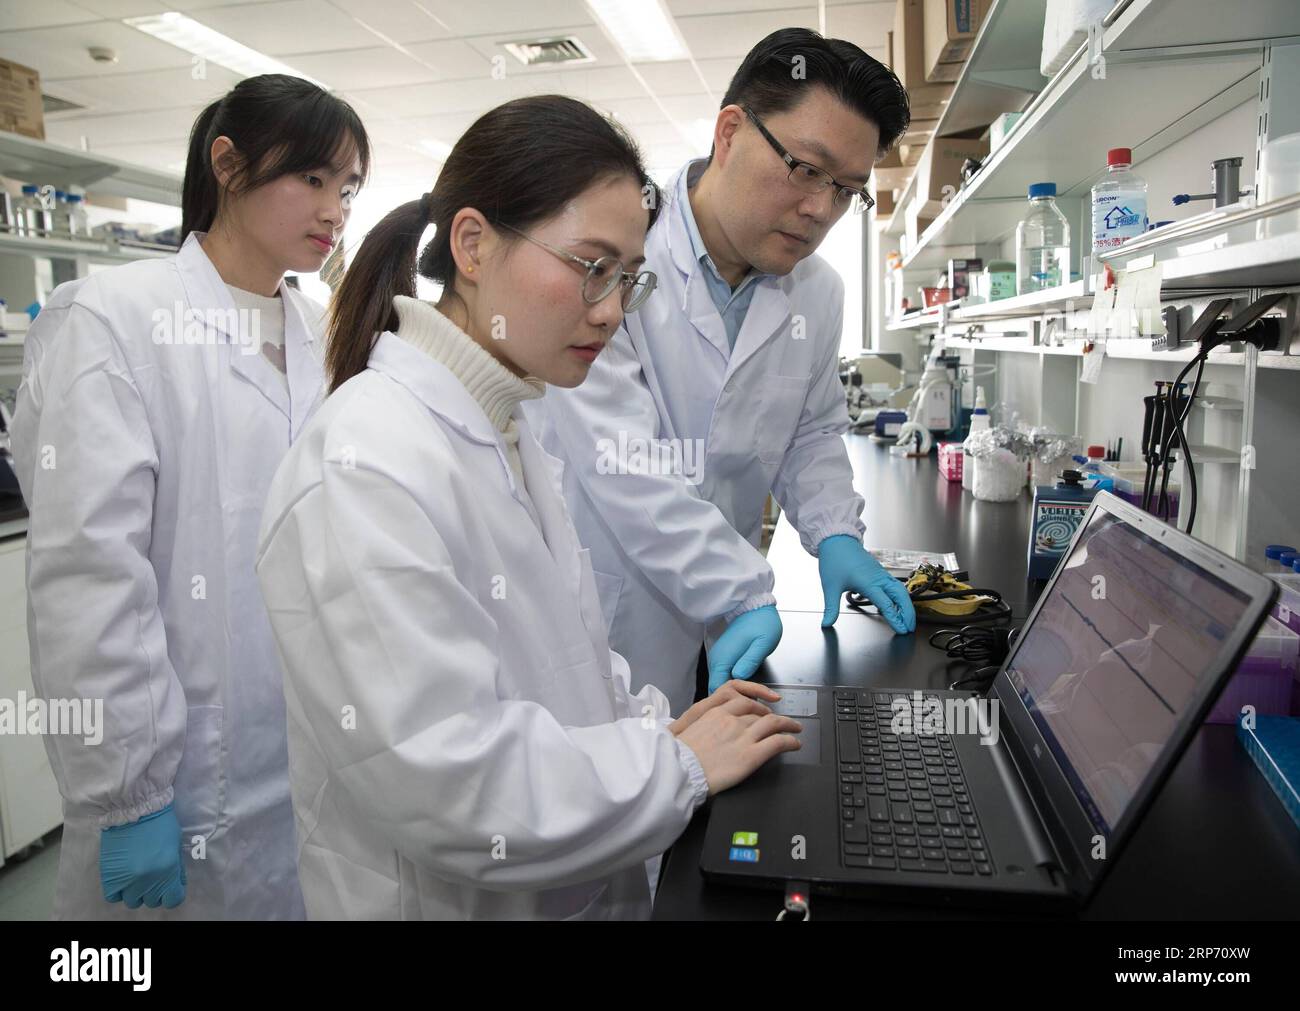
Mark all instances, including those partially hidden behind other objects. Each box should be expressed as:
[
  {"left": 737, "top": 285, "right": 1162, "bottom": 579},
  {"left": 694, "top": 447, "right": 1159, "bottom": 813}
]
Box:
[{"left": 731, "top": 831, "right": 758, "bottom": 847}]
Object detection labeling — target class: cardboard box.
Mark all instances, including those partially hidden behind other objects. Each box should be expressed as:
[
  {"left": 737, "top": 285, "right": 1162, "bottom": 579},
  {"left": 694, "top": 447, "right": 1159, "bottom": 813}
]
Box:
[
  {"left": 912, "top": 135, "right": 988, "bottom": 209},
  {"left": 899, "top": 119, "right": 936, "bottom": 149},
  {"left": 873, "top": 142, "right": 923, "bottom": 192},
  {"left": 0, "top": 58, "right": 44, "bottom": 141},
  {"left": 907, "top": 82, "right": 955, "bottom": 122},
  {"left": 876, "top": 166, "right": 915, "bottom": 193},
  {"left": 924, "top": 0, "right": 989, "bottom": 81},
  {"left": 892, "top": 0, "right": 927, "bottom": 91},
  {"left": 889, "top": 144, "right": 927, "bottom": 166},
  {"left": 925, "top": 59, "right": 965, "bottom": 84}
]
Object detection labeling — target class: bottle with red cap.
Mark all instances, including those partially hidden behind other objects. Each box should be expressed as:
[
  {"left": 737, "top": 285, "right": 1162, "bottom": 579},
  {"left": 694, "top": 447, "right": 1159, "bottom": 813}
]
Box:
[
  {"left": 1091, "top": 147, "right": 1148, "bottom": 261},
  {"left": 1074, "top": 445, "right": 1115, "bottom": 492}
]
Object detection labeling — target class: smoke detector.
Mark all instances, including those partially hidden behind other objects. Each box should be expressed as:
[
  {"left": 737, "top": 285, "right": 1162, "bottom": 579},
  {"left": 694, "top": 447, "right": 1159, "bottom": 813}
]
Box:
[{"left": 88, "top": 46, "right": 119, "bottom": 64}]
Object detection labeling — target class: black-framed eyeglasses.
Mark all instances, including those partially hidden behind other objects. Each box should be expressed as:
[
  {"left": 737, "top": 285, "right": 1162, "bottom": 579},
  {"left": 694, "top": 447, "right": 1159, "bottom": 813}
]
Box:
[
  {"left": 742, "top": 105, "right": 875, "bottom": 215},
  {"left": 497, "top": 223, "right": 658, "bottom": 312}
]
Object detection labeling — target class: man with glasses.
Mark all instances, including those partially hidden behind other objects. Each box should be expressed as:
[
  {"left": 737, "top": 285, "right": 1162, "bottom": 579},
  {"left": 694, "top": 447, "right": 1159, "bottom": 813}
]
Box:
[{"left": 529, "top": 29, "right": 916, "bottom": 717}]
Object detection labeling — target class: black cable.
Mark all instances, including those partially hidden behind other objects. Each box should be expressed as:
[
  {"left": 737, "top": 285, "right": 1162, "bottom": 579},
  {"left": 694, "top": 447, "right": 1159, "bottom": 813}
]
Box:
[
  {"left": 1171, "top": 353, "right": 1205, "bottom": 534},
  {"left": 1154, "top": 350, "right": 1207, "bottom": 530},
  {"left": 950, "top": 665, "right": 1004, "bottom": 693},
  {"left": 930, "top": 624, "right": 1021, "bottom": 694},
  {"left": 1139, "top": 392, "right": 1157, "bottom": 511},
  {"left": 1157, "top": 354, "right": 1203, "bottom": 521},
  {"left": 1158, "top": 387, "right": 1181, "bottom": 520},
  {"left": 928, "top": 625, "right": 1018, "bottom": 665},
  {"left": 1142, "top": 384, "right": 1166, "bottom": 513},
  {"left": 845, "top": 587, "right": 1013, "bottom": 624}
]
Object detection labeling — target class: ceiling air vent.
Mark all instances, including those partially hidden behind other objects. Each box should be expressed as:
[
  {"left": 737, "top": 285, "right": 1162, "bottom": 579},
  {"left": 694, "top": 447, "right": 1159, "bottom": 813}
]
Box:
[
  {"left": 42, "top": 93, "right": 86, "bottom": 115},
  {"left": 501, "top": 36, "right": 595, "bottom": 67}
]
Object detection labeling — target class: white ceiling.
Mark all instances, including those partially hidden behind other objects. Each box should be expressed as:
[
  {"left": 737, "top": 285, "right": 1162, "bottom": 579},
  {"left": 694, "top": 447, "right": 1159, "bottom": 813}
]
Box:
[{"left": 0, "top": 0, "right": 893, "bottom": 189}]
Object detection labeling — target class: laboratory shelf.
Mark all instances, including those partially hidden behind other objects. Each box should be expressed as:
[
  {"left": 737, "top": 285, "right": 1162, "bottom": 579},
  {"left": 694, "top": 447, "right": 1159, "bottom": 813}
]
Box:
[
  {"left": 938, "top": 332, "right": 1300, "bottom": 370},
  {"left": 1096, "top": 194, "right": 1300, "bottom": 289},
  {"left": 887, "top": 282, "right": 1091, "bottom": 333},
  {"left": 953, "top": 280, "right": 1092, "bottom": 321},
  {"left": 888, "top": 200, "right": 1300, "bottom": 371},
  {"left": 1186, "top": 444, "right": 1242, "bottom": 464},
  {"left": 883, "top": 0, "right": 1300, "bottom": 264},
  {"left": 930, "top": 0, "right": 1051, "bottom": 139},
  {"left": 885, "top": 0, "right": 1054, "bottom": 235},
  {"left": 887, "top": 282, "right": 1090, "bottom": 330},
  {"left": 0, "top": 229, "right": 174, "bottom": 264},
  {"left": 0, "top": 131, "right": 181, "bottom": 205},
  {"left": 886, "top": 311, "right": 941, "bottom": 332},
  {"left": 1192, "top": 396, "right": 1243, "bottom": 411},
  {"left": 895, "top": 47, "right": 1259, "bottom": 255}
]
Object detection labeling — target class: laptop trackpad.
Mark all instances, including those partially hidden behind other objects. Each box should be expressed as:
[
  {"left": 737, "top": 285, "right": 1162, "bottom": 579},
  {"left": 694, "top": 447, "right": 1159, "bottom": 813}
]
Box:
[
  {"left": 765, "top": 689, "right": 821, "bottom": 766},
  {"left": 776, "top": 716, "right": 821, "bottom": 766},
  {"left": 769, "top": 688, "right": 819, "bottom": 717}
]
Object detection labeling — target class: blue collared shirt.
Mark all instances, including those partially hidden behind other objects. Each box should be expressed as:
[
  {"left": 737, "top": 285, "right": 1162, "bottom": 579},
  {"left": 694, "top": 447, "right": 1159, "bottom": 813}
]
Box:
[{"left": 680, "top": 161, "right": 765, "bottom": 350}]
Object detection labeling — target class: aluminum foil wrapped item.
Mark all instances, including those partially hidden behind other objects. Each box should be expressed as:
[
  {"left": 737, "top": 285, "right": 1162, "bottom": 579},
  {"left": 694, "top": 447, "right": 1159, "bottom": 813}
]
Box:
[
  {"left": 964, "top": 425, "right": 1032, "bottom": 459},
  {"left": 1027, "top": 428, "right": 1083, "bottom": 487},
  {"left": 966, "top": 425, "right": 1028, "bottom": 502}
]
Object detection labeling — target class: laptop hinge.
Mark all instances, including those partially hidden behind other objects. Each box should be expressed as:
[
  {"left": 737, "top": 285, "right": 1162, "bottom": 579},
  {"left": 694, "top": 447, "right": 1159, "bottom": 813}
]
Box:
[{"left": 988, "top": 735, "right": 1066, "bottom": 883}]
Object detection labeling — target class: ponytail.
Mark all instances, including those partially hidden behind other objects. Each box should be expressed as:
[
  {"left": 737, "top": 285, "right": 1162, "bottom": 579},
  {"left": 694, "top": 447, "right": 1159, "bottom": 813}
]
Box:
[
  {"left": 325, "top": 199, "right": 427, "bottom": 393},
  {"left": 180, "top": 98, "right": 223, "bottom": 238}
]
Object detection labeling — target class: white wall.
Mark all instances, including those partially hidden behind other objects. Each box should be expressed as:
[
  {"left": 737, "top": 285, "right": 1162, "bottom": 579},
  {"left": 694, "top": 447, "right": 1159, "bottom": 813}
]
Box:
[{"left": 819, "top": 210, "right": 865, "bottom": 356}]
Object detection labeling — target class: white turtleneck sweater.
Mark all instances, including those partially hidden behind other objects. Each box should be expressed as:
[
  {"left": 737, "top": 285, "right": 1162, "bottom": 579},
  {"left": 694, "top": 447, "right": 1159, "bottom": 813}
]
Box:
[{"left": 391, "top": 295, "right": 545, "bottom": 492}]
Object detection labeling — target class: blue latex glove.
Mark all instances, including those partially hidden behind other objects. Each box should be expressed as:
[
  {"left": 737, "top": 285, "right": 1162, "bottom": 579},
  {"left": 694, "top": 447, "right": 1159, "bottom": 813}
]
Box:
[
  {"left": 707, "top": 604, "right": 783, "bottom": 693},
  {"left": 100, "top": 803, "right": 187, "bottom": 910},
  {"left": 818, "top": 535, "right": 916, "bottom": 634}
]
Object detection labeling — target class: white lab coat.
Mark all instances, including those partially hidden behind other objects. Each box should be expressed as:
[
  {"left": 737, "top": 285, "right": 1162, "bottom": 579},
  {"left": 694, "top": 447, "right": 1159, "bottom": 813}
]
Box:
[
  {"left": 254, "top": 331, "right": 709, "bottom": 921},
  {"left": 528, "top": 160, "right": 865, "bottom": 714},
  {"left": 12, "top": 233, "right": 319, "bottom": 920}
]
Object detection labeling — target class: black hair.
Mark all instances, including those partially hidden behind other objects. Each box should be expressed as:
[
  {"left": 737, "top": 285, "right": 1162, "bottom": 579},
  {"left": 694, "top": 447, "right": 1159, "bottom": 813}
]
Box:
[
  {"left": 181, "top": 74, "right": 372, "bottom": 238},
  {"left": 326, "top": 94, "right": 659, "bottom": 393},
  {"left": 718, "top": 27, "right": 910, "bottom": 157}
]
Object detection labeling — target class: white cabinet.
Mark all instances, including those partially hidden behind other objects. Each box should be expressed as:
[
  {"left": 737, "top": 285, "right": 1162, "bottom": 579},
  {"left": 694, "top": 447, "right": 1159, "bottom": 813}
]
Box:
[{"left": 0, "top": 533, "right": 63, "bottom": 862}]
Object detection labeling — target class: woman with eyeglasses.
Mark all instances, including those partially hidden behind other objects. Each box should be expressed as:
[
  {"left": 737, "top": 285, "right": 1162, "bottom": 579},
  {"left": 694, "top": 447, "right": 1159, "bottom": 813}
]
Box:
[{"left": 254, "top": 95, "right": 802, "bottom": 920}]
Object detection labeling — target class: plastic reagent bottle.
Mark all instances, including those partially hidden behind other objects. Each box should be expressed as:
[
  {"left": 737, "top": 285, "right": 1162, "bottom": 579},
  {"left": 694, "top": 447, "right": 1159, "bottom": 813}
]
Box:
[
  {"left": 51, "top": 190, "right": 71, "bottom": 237},
  {"left": 16, "top": 184, "right": 49, "bottom": 237},
  {"left": 66, "top": 193, "right": 88, "bottom": 238},
  {"left": 1092, "top": 147, "right": 1148, "bottom": 259},
  {"left": 962, "top": 386, "right": 990, "bottom": 493},
  {"left": 1265, "top": 545, "right": 1298, "bottom": 573},
  {"left": 1016, "top": 182, "right": 1070, "bottom": 295}
]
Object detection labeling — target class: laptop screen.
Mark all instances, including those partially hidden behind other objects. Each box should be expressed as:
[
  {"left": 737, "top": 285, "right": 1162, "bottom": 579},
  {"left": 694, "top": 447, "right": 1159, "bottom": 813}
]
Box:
[{"left": 1003, "top": 508, "right": 1253, "bottom": 837}]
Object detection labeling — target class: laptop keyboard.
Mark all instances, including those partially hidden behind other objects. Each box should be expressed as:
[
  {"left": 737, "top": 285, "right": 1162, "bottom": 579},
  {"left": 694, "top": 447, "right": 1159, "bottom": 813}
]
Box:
[{"left": 836, "top": 690, "right": 993, "bottom": 876}]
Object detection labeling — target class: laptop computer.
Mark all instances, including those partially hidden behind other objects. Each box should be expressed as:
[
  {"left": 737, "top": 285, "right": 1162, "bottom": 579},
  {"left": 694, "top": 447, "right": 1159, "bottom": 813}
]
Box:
[{"left": 700, "top": 491, "right": 1278, "bottom": 908}]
